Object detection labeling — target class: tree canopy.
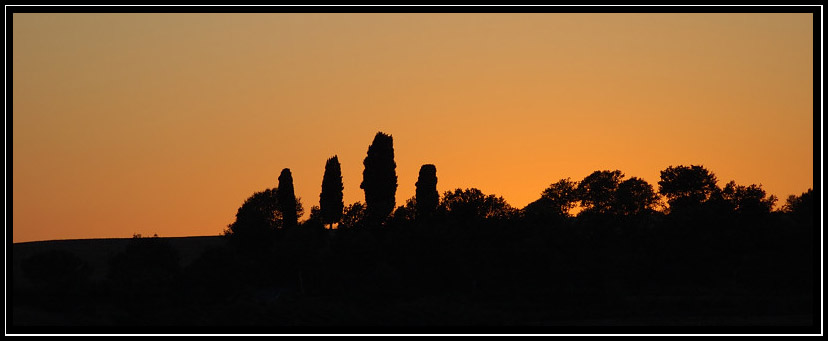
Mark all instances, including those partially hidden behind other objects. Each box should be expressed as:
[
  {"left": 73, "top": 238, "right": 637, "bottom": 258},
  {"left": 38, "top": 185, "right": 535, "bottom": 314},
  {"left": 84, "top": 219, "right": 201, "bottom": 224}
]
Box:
[
  {"left": 614, "top": 177, "right": 660, "bottom": 216},
  {"left": 722, "top": 181, "right": 777, "bottom": 216},
  {"left": 225, "top": 188, "right": 280, "bottom": 241},
  {"left": 658, "top": 165, "right": 720, "bottom": 212},
  {"left": 576, "top": 170, "right": 624, "bottom": 214},
  {"left": 440, "top": 188, "right": 516, "bottom": 221}
]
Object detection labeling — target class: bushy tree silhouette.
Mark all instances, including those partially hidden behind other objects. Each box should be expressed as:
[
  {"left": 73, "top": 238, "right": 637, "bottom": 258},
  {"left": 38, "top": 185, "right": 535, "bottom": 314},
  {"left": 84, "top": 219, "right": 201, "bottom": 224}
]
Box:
[
  {"left": 320, "top": 156, "right": 345, "bottom": 229},
  {"left": 440, "top": 188, "right": 516, "bottom": 221},
  {"left": 415, "top": 164, "right": 439, "bottom": 220},
  {"left": 277, "top": 168, "right": 299, "bottom": 229},
  {"left": 783, "top": 188, "right": 814, "bottom": 224},
  {"left": 225, "top": 188, "right": 279, "bottom": 244},
  {"left": 340, "top": 201, "right": 367, "bottom": 229},
  {"left": 392, "top": 197, "right": 418, "bottom": 225},
  {"left": 541, "top": 177, "right": 579, "bottom": 216},
  {"left": 722, "top": 181, "right": 777, "bottom": 216},
  {"left": 308, "top": 205, "right": 322, "bottom": 223},
  {"left": 614, "top": 177, "right": 660, "bottom": 216},
  {"left": 658, "top": 165, "right": 720, "bottom": 212},
  {"left": 576, "top": 170, "right": 624, "bottom": 214},
  {"left": 360, "top": 132, "right": 398, "bottom": 226},
  {"left": 523, "top": 178, "right": 578, "bottom": 222}
]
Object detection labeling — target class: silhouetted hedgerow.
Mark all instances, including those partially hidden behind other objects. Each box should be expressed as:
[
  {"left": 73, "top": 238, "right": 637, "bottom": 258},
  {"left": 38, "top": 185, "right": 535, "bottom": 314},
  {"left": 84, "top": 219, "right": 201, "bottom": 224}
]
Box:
[{"left": 170, "top": 152, "right": 819, "bottom": 327}]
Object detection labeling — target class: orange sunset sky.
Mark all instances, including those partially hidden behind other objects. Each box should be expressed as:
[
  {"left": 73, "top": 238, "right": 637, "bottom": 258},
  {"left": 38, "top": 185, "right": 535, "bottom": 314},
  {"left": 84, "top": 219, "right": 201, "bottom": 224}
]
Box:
[{"left": 12, "top": 13, "right": 815, "bottom": 243}]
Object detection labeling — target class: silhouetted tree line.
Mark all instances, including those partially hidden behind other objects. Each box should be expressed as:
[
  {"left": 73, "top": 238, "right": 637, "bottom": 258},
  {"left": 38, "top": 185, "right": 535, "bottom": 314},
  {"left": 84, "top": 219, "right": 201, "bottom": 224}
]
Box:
[{"left": 15, "top": 132, "right": 816, "bottom": 326}]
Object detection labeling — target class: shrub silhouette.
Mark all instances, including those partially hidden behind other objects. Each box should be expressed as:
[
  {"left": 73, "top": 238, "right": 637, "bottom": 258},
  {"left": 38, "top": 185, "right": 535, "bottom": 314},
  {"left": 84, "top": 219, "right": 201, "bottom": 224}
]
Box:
[
  {"left": 320, "top": 156, "right": 345, "bottom": 229},
  {"left": 308, "top": 205, "right": 323, "bottom": 223},
  {"left": 415, "top": 164, "right": 439, "bottom": 221},
  {"left": 340, "top": 201, "right": 367, "bottom": 229},
  {"left": 392, "top": 197, "right": 418, "bottom": 225},
  {"left": 360, "top": 132, "right": 398, "bottom": 226}
]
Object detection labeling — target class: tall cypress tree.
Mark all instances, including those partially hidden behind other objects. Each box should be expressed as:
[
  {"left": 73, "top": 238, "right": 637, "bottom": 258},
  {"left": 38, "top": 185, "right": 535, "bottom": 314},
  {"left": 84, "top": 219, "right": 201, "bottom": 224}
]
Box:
[
  {"left": 360, "top": 132, "right": 397, "bottom": 226},
  {"left": 277, "top": 168, "right": 298, "bottom": 228},
  {"left": 320, "top": 155, "right": 344, "bottom": 229},
  {"left": 415, "top": 164, "right": 439, "bottom": 220}
]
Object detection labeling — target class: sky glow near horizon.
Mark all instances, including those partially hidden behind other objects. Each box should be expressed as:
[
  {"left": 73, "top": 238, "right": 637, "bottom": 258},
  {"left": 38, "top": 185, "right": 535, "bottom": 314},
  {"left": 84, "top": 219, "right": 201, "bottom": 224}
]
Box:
[{"left": 12, "top": 13, "right": 814, "bottom": 242}]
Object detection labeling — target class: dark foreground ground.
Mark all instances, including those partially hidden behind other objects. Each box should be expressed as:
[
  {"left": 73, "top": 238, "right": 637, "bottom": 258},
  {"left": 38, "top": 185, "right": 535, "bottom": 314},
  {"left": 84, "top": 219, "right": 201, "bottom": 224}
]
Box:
[{"left": 9, "top": 230, "right": 819, "bottom": 334}]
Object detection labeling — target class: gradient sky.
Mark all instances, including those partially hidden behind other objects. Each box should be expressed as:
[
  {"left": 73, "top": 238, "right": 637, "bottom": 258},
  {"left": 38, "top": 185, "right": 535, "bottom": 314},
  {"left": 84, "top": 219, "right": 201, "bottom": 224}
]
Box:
[{"left": 12, "top": 13, "right": 815, "bottom": 243}]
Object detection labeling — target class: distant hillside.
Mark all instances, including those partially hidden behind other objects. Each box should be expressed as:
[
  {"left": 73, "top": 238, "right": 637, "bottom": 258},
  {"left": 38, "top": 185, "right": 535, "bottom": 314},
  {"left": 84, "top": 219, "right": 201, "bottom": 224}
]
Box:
[{"left": 12, "top": 236, "right": 226, "bottom": 290}]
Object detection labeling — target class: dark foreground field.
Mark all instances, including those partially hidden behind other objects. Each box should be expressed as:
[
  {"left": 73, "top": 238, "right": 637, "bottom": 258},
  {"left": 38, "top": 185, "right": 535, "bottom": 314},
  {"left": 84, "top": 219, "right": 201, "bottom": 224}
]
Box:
[{"left": 9, "top": 224, "right": 818, "bottom": 334}]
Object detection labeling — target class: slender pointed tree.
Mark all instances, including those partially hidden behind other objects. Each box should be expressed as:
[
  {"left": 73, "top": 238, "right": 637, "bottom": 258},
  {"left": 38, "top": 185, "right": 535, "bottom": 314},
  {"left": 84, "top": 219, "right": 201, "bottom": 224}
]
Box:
[
  {"left": 360, "top": 132, "right": 398, "bottom": 226},
  {"left": 320, "top": 155, "right": 345, "bottom": 229},
  {"left": 277, "top": 168, "right": 298, "bottom": 228},
  {"left": 415, "top": 164, "right": 439, "bottom": 220}
]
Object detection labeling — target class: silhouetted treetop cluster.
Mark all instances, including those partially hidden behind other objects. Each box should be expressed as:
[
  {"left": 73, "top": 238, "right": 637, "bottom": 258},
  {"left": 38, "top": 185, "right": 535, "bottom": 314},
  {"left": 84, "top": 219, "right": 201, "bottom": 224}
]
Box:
[
  {"left": 658, "top": 165, "right": 721, "bottom": 211},
  {"left": 210, "top": 151, "right": 816, "bottom": 325},
  {"left": 223, "top": 131, "right": 805, "bottom": 252}
]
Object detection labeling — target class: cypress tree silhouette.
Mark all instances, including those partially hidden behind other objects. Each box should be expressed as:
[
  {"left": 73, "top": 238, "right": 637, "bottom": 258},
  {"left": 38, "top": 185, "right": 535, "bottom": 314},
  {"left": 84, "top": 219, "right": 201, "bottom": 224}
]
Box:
[
  {"left": 277, "top": 168, "right": 299, "bottom": 228},
  {"left": 360, "top": 132, "right": 398, "bottom": 226},
  {"left": 320, "top": 155, "right": 345, "bottom": 229},
  {"left": 415, "top": 164, "right": 439, "bottom": 220}
]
